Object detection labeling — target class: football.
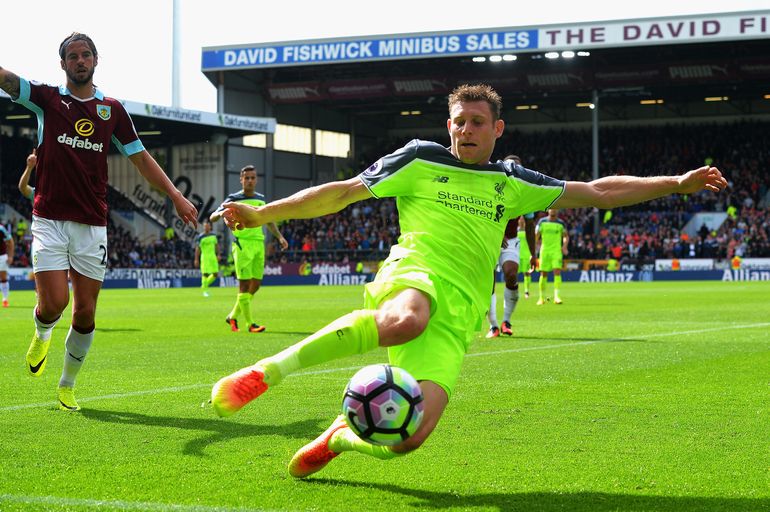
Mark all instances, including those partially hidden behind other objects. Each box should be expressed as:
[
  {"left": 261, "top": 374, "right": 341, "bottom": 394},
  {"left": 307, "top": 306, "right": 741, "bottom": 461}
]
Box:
[{"left": 342, "top": 364, "right": 424, "bottom": 446}]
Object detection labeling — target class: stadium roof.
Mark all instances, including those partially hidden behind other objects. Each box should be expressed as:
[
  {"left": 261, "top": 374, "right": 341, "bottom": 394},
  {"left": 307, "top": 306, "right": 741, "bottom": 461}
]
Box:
[
  {"left": 0, "top": 93, "right": 275, "bottom": 149},
  {"left": 201, "top": 10, "right": 770, "bottom": 125}
]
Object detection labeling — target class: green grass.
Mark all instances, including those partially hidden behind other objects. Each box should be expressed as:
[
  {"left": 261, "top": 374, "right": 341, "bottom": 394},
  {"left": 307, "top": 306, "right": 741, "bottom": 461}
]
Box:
[{"left": 0, "top": 281, "right": 768, "bottom": 511}]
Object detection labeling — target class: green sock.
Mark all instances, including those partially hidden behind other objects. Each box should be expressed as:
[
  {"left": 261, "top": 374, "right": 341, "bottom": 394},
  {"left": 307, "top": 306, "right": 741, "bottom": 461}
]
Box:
[
  {"left": 205, "top": 274, "right": 217, "bottom": 287},
  {"left": 238, "top": 293, "right": 253, "bottom": 325},
  {"left": 262, "top": 310, "right": 379, "bottom": 384},
  {"left": 329, "top": 426, "right": 400, "bottom": 460},
  {"left": 201, "top": 275, "right": 207, "bottom": 290},
  {"left": 524, "top": 274, "right": 531, "bottom": 293},
  {"left": 554, "top": 274, "right": 562, "bottom": 296},
  {"left": 227, "top": 297, "right": 241, "bottom": 320},
  {"left": 539, "top": 274, "right": 546, "bottom": 299}
]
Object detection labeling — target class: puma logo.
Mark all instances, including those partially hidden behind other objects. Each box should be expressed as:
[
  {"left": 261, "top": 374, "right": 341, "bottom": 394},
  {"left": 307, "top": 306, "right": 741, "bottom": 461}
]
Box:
[{"left": 61, "top": 100, "right": 72, "bottom": 109}]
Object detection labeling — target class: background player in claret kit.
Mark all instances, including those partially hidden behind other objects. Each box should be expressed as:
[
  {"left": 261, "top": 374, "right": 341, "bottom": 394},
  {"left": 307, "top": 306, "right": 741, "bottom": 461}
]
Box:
[
  {"left": 0, "top": 224, "right": 14, "bottom": 308},
  {"left": 536, "top": 208, "right": 569, "bottom": 305},
  {"left": 0, "top": 32, "right": 197, "bottom": 411},
  {"left": 486, "top": 154, "right": 536, "bottom": 338},
  {"left": 210, "top": 165, "right": 288, "bottom": 333},
  {"left": 517, "top": 215, "right": 536, "bottom": 298},
  {"left": 208, "top": 83, "right": 726, "bottom": 478},
  {"left": 195, "top": 221, "right": 220, "bottom": 297}
]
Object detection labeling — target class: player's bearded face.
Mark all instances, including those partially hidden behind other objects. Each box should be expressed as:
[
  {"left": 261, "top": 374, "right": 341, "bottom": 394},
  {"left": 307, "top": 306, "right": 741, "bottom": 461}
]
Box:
[
  {"left": 62, "top": 41, "right": 97, "bottom": 86},
  {"left": 447, "top": 101, "right": 504, "bottom": 165}
]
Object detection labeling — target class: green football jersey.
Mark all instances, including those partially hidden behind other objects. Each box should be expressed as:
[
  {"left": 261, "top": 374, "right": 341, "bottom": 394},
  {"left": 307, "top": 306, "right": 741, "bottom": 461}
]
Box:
[
  {"left": 197, "top": 232, "right": 218, "bottom": 258},
  {"left": 214, "top": 191, "right": 266, "bottom": 241},
  {"left": 359, "top": 140, "right": 564, "bottom": 317},
  {"left": 536, "top": 217, "right": 566, "bottom": 253}
]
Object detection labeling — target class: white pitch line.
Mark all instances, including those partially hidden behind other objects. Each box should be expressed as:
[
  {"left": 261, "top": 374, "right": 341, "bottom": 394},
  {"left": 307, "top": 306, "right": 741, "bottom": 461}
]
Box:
[
  {"left": 2, "top": 322, "right": 768, "bottom": 413},
  {"left": 0, "top": 493, "right": 282, "bottom": 512},
  {"left": 466, "top": 322, "right": 770, "bottom": 358}
]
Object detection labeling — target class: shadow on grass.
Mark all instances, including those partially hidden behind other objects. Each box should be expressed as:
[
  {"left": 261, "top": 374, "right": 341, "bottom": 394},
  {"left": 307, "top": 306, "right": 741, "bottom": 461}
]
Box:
[
  {"left": 95, "top": 327, "right": 143, "bottom": 333},
  {"left": 307, "top": 479, "right": 767, "bottom": 512},
  {"left": 80, "top": 408, "right": 319, "bottom": 457}
]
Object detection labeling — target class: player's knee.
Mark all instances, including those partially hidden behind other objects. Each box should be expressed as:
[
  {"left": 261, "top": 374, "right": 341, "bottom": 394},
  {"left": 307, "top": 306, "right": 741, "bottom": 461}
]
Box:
[
  {"left": 504, "top": 276, "right": 519, "bottom": 289},
  {"left": 72, "top": 304, "right": 96, "bottom": 326},
  {"left": 391, "top": 311, "right": 428, "bottom": 344}
]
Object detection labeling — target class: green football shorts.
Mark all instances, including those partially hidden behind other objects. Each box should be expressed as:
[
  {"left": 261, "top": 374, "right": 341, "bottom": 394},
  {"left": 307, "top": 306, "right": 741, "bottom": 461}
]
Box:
[
  {"left": 364, "top": 257, "right": 479, "bottom": 399},
  {"left": 232, "top": 238, "right": 265, "bottom": 280},
  {"left": 538, "top": 250, "right": 563, "bottom": 272},
  {"left": 200, "top": 255, "right": 219, "bottom": 275}
]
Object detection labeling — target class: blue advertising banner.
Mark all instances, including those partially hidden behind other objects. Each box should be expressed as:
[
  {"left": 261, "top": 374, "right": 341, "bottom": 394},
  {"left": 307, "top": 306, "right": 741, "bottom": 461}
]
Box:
[{"left": 202, "top": 30, "right": 538, "bottom": 70}]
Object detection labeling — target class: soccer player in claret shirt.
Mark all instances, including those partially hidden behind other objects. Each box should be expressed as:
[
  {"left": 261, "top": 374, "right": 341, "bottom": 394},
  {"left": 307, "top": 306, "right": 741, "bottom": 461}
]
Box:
[
  {"left": 486, "top": 154, "right": 536, "bottom": 338},
  {"left": 210, "top": 165, "right": 288, "bottom": 333},
  {"left": 536, "top": 208, "right": 569, "bottom": 305},
  {"left": 195, "top": 221, "right": 220, "bottom": 297},
  {"left": 210, "top": 84, "right": 726, "bottom": 478},
  {"left": 0, "top": 32, "right": 198, "bottom": 411}
]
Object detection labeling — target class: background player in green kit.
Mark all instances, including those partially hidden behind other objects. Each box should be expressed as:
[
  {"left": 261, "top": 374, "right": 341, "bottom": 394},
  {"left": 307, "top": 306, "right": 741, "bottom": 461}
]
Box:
[
  {"left": 208, "top": 84, "right": 727, "bottom": 478},
  {"left": 194, "top": 221, "right": 219, "bottom": 297},
  {"left": 536, "top": 209, "right": 569, "bottom": 305},
  {"left": 211, "top": 165, "right": 288, "bottom": 333}
]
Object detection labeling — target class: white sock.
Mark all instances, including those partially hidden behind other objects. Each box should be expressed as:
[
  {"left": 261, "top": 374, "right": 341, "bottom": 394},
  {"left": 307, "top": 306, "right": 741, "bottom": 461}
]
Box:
[
  {"left": 33, "top": 307, "right": 60, "bottom": 342},
  {"left": 59, "top": 326, "right": 94, "bottom": 388},
  {"left": 503, "top": 287, "right": 520, "bottom": 323},
  {"left": 488, "top": 292, "right": 498, "bottom": 327},
  {"left": 0, "top": 281, "right": 8, "bottom": 299}
]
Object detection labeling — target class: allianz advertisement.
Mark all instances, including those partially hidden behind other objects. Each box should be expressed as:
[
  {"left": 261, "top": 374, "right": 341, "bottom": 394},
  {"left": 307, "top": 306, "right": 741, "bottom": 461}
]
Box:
[{"left": 7, "top": 258, "right": 770, "bottom": 289}]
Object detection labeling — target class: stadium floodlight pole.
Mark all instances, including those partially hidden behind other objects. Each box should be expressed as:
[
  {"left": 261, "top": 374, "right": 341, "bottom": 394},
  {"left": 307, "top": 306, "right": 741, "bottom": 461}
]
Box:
[
  {"left": 172, "top": 0, "right": 181, "bottom": 107},
  {"left": 592, "top": 88, "right": 600, "bottom": 235}
]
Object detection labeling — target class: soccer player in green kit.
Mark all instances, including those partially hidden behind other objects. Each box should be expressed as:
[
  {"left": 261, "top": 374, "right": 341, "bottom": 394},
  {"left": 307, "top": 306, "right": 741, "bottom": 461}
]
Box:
[
  {"left": 209, "top": 84, "right": 727, "bottom": 477},
  {"left": 536, "top": 208, "right": 569, "bottom": 305},
  {"left": 194, "top": 221, "right": 219, "bottom": 297},
  {"left": 210, "top": 165, "right": 288, "bottom": 332}
]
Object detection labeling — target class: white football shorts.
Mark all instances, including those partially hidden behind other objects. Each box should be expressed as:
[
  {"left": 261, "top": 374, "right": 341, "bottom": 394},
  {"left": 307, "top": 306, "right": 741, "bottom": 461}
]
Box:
[
  {"left": 0, "top": 253, "right": 8, "bottom": 273},
  {"left": 31, "top": 216, "right": 108, "bottom": 282},
  {"left": 496, "top": 237, "right": 520, "bottom": 271}
]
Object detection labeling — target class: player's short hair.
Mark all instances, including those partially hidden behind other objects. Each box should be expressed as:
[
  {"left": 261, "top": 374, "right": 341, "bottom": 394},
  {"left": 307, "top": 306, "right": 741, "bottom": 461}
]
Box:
[
  {"left": 240, "top": 165, "right": 257, "bottom": 175},
  {"left": 448, "top": 84, "right": 502, "bottom": 120},
  {"left": 59, "top": 32, "right": 98, "bottom": 60},
  {"left": 504, "top": 154, "right": 522, "bottom": 165}
]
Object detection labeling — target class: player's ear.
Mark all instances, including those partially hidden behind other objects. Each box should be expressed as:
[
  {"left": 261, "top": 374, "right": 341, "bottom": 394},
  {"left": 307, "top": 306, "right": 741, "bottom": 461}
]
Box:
[
  {"left": 60, "top": 59, "right": 66, "bottom": 71},
  {"left": 446, "top": 118, "right": 451, "bottom": 134},
  {"left": 494, "top": 119, "right": 505, "bottom": 138}
]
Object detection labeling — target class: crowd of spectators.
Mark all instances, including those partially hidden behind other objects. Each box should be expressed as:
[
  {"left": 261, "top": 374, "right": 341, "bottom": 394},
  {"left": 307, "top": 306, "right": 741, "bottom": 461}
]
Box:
[{"left": 2, "top": 120, "right": 768, "bottom": 270}]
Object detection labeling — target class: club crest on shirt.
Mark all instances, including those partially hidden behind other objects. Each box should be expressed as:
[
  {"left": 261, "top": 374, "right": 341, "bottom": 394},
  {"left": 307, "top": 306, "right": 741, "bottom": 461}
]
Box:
[
  {"left": 363, "top": 159, "right": 383, "bottom": 176},
  {"left": 96, "top": 104, "right": 111, "bottom": 121}
]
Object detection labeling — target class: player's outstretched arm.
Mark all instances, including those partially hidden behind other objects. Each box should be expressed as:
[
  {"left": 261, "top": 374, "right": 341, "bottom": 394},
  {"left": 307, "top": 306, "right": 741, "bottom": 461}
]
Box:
[
  {"left": 553, "top": 166, "right": 726, "bottom": 210},
  {"left": 129, "top": 150, "right": 198, "bottom": 226},
  {"left": 0, "top": 67, "right": 20, "bottom": 99},
  {"left": 222, "top": 177, "right": 372, "bottom": 231}
]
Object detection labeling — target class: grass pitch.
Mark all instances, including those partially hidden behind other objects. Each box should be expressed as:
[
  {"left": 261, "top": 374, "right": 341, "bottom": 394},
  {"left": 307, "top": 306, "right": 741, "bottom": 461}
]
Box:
[{"left": 0, "top": 281, "right": 768, "bottom": 511}]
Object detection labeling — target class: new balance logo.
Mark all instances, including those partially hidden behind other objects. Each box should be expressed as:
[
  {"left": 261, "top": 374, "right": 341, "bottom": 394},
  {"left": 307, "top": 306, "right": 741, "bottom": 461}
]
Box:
[{"left": 432, "top": 176, "right": 449, "bottom": 183}]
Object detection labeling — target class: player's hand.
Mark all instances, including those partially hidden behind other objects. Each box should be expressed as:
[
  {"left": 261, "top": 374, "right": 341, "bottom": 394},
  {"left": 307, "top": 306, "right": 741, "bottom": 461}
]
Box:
[
  {"left": 501, "top": 238, "right": 508, "bottom": 249},
  {"left": 562, "top": 246, "right": 568, "bottom": 256},
  {"left": 193, "top": 260, "right": 199, "bottom": 268},
  {"left": 278, "top": 237, "right": 289, "bottom": 250},
  {"left": 172, "top": 194, "right": 198, "bottom": 227},
  {"left": 27, "top": 149, "right": 37, "bottom": 168},
  {"left": 678, "top": 166, "right": 727, "bottom": 194},
  {"left": 529, "top": 255, "right": 537, "bottom": 272},
  {"left": 222, "top": 202, "right": 263, "bottom": 230}
]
